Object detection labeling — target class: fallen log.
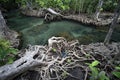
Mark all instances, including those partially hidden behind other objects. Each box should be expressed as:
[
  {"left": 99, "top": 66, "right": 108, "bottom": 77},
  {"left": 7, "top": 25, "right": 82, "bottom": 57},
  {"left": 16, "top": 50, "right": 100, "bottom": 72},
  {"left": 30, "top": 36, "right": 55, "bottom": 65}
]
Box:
[{"left": 0, "top": 45, "right": 47, "bottom": 80}]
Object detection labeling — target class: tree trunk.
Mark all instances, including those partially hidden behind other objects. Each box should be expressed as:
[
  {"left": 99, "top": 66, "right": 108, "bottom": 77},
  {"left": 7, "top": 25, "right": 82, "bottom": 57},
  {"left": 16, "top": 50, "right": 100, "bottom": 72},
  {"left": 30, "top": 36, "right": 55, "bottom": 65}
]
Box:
[
  {"left": 0, "top": 10, "right": 8, "bottom": 38},
  {"left": 94, "top": 0, "right": 104, "bottom": 21},
  {"left": 0, "top": 10, "right": 19, "bottom": 47},
  {"left": 104, "top": 0, "right": 120, "bottom": 45}
]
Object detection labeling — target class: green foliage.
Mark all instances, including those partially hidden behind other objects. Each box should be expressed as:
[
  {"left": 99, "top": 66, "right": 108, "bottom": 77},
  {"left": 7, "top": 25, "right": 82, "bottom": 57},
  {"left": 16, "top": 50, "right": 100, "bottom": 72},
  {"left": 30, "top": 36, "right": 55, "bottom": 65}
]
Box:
[
  {"left": 0, "top": 0, "right": 9, "bottom": 2},
  {"left": 98, "top": 71, "right": 110, "bottom": 80},
  {"left": 90, "top": 60, "right": 100, "bottom": 67},
  {"left": 67, "top": 58, "right": 72, "bottom": 63},
  {"left": 103, "top": 0, "right": 118, "bottom": 12},
  {"left": 112, "top": 66, "right": 120, "bottom": 79},
  {"left": 115, "top": 66, "right": 120, "bottom": 70},
  {"left": 1, "top": 0, "right": 118, "bottom": 14},
  {"left": 1, "top": 0, "right": 118, "bottom": 13},
  {"left": 0, "top": 39, "right": 18, "bottom": 66},
  {"left": 34, "top": 0, "right": 70, "bottom": 11},
  {"left": 88, "top": 60, "right": 99, "bottom": 80},
  {"left": 0, "top": 0, "right": 18, "bottom": 10},
  {"left": 112, "top": 72, "right": 120, "bottom": 78},
  {"left": 61, "top": 71, "right": 68, "bottom": 79},
  {"left": 87, "top": 60, "right": 109, "bottom": 80},
  {"left": 86, "top": 0, "right": 98, "bottom": 14},
  {"left": 52, "top": 48, "right": 57, "bottom": 52}
]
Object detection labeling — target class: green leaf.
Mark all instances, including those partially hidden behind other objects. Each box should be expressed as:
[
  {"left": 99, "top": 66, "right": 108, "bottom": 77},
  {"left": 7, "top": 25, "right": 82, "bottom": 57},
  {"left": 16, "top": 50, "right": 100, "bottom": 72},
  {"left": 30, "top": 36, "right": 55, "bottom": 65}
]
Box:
[
  {"left": 7, "top": 58, "right": 14, "bottom": 64},
  {"left": 61, "top": 71, "right": 68, "bottom": 78},
  {"left": 113, "top": 3, "right": 118, "bottom": 6},
  {"left": 52, "top": 48, "right": 56, "bottom": 52},
  {"left": 115, "top": 66, "right": 120, "bottom": 70},
  {"left": 99, "top": 71, "right": 109, "bottom": 80},
  {"left": 67, "top": 59, "right": 71, "bottom": 63},
  {"left": 100, "top": 8, "right": 103, "bottom": 11},
  {"left": 91, "top": 60, "right": 100, "bottom": 67},
  {"left": 112, "top": 72, "right": 120, "bottom": 78},
  {"left": 10, "top": 48, "right": 18, "bottom": 54},
  {"left": 61, "top": 6, "right": 66, "bottom": 10},
  {"left": 89, "top": 66, "right": 99, "bottom": 79}
]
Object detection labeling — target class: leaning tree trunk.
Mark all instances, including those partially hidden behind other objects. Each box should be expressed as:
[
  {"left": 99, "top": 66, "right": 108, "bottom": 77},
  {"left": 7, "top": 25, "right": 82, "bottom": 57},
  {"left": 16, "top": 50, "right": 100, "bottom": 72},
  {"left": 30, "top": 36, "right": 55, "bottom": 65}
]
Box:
[
  {"left": 0, "top": 10, "right": 19, "bottom": 47},
  {"left": 94, "top": 0, "right": 104, "bottom": 21},
  {"left": 104, "top": 0, "right": 120, "bottom": 45},
  {"left": 0, "top": 10, "right": 7, "bottom": 38}
]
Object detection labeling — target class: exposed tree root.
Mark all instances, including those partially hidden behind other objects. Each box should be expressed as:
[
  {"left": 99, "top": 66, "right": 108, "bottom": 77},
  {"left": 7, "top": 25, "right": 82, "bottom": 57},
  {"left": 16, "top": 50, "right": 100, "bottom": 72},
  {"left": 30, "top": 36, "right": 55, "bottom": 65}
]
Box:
[{"left": 0, "top": 37, "right": 120, "bottom": 80}]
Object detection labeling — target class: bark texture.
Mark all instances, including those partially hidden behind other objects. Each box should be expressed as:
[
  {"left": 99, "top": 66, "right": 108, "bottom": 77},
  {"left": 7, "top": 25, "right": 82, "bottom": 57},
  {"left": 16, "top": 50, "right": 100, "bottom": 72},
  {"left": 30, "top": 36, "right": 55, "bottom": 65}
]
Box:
[{"left": 0, "top": 10, "right": 7, "bottom": 38}]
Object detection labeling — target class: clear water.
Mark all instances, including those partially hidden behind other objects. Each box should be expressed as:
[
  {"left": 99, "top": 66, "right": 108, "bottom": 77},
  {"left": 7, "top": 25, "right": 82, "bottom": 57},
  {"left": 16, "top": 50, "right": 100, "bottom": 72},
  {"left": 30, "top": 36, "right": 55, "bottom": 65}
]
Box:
[{"left": 7, "top": 12, "right": 120, "bottom": 48}]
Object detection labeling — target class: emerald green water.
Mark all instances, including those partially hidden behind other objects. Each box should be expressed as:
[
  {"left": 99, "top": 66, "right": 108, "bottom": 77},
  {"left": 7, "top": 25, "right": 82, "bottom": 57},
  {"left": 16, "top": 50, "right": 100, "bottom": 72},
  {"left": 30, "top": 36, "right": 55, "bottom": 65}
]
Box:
[{"left": 7, "top": 13, "right": 120, "bottom": 48}]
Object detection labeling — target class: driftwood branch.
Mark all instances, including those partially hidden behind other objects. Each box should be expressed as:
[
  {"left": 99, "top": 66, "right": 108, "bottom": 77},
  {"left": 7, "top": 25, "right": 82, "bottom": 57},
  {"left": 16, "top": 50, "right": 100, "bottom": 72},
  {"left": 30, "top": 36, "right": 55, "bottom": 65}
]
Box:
[
  {"left": 46, "top": 8, "right": 63, "bottom": 17},
  {"left": 44, "top": 8, "right": 63, "bottom": 22}
]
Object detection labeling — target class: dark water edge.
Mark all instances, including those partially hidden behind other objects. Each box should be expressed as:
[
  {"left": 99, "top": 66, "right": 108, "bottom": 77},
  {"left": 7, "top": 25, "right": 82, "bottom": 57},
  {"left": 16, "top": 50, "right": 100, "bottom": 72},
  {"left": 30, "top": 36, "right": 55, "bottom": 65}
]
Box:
[{"left": 6, "top": 12, "right": 120, "bottom": 48}]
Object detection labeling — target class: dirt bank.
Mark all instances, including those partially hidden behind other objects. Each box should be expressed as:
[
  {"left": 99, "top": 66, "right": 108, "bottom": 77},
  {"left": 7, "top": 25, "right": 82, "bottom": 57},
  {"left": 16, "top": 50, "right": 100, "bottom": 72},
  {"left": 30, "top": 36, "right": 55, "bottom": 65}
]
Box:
[{"left": 21, "top": 9, "right": 120, "bottom": 27}]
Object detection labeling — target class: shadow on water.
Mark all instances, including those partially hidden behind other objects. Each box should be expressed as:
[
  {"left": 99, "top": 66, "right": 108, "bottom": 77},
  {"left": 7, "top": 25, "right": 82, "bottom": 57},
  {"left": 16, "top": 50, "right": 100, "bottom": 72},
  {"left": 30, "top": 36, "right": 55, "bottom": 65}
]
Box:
[{"left": 7, "top": 12, "right": 120, "bottom": 48}]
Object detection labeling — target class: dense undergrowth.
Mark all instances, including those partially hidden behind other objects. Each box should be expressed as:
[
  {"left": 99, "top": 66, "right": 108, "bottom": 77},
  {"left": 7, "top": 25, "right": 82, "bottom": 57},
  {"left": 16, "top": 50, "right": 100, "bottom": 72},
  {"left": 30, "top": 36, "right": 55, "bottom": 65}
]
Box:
[{"left": 0, "top": 0, "right": 118, "bottom": 13}]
